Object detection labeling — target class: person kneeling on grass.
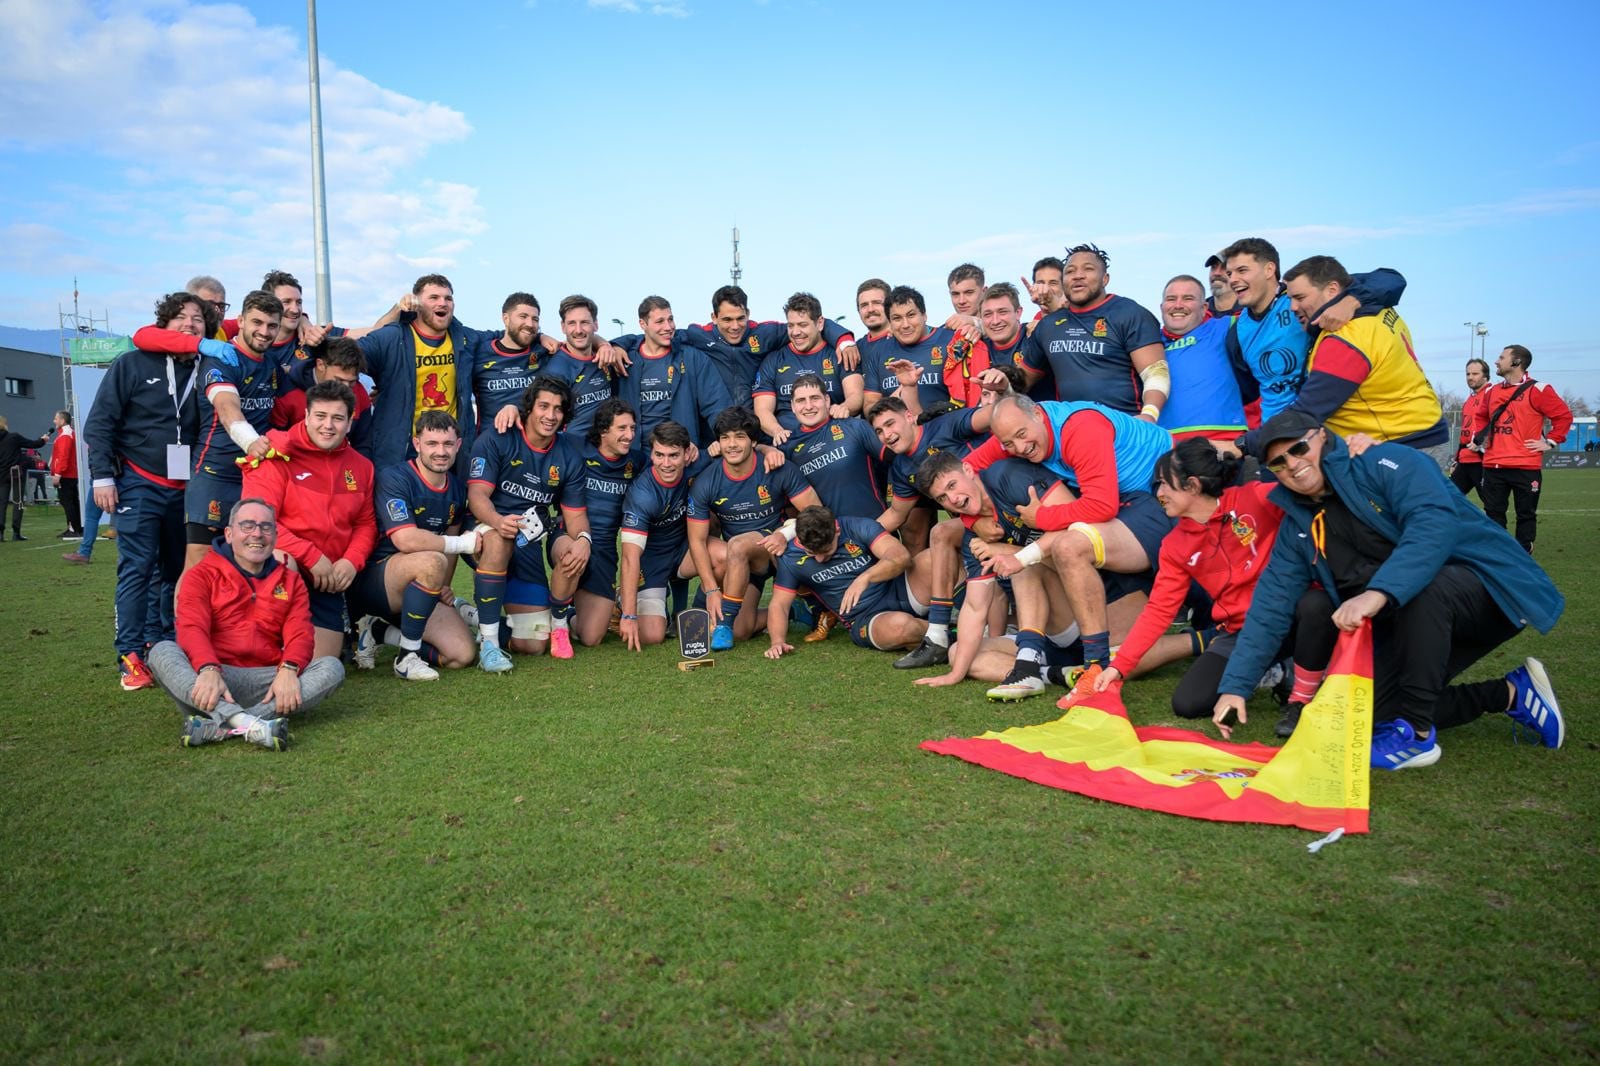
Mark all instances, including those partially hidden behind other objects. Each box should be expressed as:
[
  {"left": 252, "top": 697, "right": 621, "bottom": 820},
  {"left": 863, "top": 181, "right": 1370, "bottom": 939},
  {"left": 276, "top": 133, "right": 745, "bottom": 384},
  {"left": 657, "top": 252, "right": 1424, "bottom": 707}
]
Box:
[
  {"left": 1092, "top": 438, "right": 1339, "bottom": 738},
  {"left": 764, "top": 505, "right": 934, "bottom": 660},
  {"left": 1211, "top": 410, "right": 1567, "bottom": 770},
  {"left": 149, "top": 498, "right": 345, "bottom": 751}
]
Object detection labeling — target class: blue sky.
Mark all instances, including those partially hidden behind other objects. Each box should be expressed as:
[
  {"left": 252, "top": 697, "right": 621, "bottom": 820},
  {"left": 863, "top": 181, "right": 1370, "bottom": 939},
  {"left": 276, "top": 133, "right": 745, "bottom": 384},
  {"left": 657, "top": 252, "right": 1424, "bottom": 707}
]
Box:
[{"left": 2, "top": 0, "right": 1598, "bottom": 401}]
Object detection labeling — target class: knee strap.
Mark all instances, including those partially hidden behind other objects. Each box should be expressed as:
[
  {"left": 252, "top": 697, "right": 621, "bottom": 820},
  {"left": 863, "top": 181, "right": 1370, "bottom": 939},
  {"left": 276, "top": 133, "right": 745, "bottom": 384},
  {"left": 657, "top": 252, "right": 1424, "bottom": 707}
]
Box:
[
  {"left": 1068, "top": 522, "right": 1106, "bottom": 568},
  {"left": 507, "top": 610, "right": 551, "bottom": 639}
]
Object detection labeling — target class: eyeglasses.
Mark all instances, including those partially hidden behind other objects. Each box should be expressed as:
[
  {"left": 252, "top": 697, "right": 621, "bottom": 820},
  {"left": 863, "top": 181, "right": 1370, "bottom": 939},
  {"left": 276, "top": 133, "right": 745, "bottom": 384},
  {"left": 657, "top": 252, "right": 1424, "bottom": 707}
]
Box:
[
  {"left": 209, "top": 301, "right": 230, "bottom": 313},
  {"left": 234, "top": 519, "right": 277, "bottom": 535},
  {"left": 1264, "top": 432, "right": 1317, "bottom": 472}
]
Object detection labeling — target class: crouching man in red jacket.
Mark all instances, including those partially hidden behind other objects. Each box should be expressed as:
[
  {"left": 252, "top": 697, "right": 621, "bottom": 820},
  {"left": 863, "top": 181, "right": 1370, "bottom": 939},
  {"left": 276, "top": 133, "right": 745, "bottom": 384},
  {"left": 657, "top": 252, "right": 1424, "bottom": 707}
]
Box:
[
  {"left": 148, "top": 497, "right": 345, "bottom": 750},
  {"left": 243, "top": 379, "right": 377, "bottom": 661}
]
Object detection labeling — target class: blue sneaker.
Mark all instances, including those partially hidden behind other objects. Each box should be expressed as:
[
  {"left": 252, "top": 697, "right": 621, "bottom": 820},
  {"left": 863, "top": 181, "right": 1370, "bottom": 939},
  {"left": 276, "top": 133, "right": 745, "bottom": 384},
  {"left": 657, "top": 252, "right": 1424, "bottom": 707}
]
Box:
[
  {"left": 1506, "top": 657, "right": 1564, "bottom": 749},
  {"left": 711, "top": 623, "right": 734, "bottom": 652},
  {"left": 478, "top": 643, "right": 514, "bottom": 674},
  {"left": 1370, "top": 718, "right": 1441, "bottom": 770}
]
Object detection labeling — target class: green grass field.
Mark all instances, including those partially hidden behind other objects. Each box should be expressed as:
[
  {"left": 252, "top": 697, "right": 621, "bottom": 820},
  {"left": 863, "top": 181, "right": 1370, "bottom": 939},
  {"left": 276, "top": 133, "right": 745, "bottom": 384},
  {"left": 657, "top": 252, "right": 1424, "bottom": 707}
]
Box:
[{"left": 4, "top": 473, "right": 1598, "bottom": 1062}]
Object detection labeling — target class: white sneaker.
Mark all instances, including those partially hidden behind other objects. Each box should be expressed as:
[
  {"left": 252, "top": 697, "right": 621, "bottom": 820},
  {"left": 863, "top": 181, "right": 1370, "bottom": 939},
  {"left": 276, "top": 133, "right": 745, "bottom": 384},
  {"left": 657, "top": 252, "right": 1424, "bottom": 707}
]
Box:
[
  {"left": 987, "top": 674, "right": 1047, "bottom": 702},
  {"left": 455, "top": 598, "right": 479, "bottom": 629},
  {"left": 242, "top": 718, "right": 288, "bottom": 751},
  {"left": 394, "top": 650, "right": 440, "bottom": 681},
  {"left": 353, "top": 615, "right": 378, "bottom": 670}
]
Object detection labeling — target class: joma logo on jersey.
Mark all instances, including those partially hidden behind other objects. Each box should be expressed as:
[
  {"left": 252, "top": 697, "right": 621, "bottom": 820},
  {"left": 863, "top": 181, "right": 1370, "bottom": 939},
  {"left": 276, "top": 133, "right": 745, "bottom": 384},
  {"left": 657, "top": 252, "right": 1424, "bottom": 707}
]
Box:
[
  {"left": 1093, "top": 318, "right": 1108, "bottom": 338},
  {"left": 415, "top": 353, "right": 454, "bottom": 369},
  {"left": 343, "top": 469, "right": 359, "bottom": 492}
]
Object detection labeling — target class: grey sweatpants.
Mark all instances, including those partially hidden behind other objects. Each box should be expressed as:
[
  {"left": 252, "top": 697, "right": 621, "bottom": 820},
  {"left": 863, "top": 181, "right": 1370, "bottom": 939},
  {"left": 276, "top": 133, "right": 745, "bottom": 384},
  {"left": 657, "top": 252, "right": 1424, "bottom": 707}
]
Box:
[{"left": 147, "top": 640, "right": 345, "bottom": 720}]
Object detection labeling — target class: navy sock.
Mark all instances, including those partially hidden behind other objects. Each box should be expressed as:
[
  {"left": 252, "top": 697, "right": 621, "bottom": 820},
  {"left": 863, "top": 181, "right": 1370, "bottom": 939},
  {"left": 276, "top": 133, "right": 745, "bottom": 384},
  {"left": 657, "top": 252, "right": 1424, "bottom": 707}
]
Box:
[
  {"left": 1082, "top": 631, "right": 1111, "bottom": 668},
  {"left": 401, "top": 580, "right": 438, "bottom": 644},
  {"left": 474, "top": 568, "right": 506, "bottom": 635}
]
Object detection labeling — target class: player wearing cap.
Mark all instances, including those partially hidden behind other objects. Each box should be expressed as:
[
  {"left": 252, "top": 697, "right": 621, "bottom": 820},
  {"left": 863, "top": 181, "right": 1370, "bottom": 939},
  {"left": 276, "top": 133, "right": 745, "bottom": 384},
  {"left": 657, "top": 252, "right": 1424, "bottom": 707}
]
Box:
[
  {"left": 1215, "top": 410, "right": 1566, "bottom": 769},
  {"left": 1203, "top": 250, "right": 1237, "bottom": 317}
]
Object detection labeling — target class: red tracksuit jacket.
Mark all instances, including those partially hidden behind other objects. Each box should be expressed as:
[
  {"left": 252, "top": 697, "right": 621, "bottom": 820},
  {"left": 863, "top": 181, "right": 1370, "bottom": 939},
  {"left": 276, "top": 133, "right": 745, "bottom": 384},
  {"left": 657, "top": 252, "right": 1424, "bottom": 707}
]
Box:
[
  {"left": 49, "top": 427, "right": 77, "bottom": 478},
  {"left": 177, "top": 545, "right": 314, "bottom": 672},
  {"left": 1470, "top": 377, "right": 1573, "bottom": 471},
  {"left": 1110, "top": 481, "right": 1284, "bottom": 676},
  {"left": 242, "top": 422, "right": 377, "bottom": 571}
]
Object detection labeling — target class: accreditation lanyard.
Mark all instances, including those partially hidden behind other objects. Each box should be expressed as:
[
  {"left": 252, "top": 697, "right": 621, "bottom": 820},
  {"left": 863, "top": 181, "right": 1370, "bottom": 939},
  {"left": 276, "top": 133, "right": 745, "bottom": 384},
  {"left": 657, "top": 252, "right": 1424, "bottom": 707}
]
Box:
[
  {"left": 165, "top": 356, "right": 198, "bottom": 441},
  {"left": 163, "top": 357, "right": 198, "bottom": 480}
]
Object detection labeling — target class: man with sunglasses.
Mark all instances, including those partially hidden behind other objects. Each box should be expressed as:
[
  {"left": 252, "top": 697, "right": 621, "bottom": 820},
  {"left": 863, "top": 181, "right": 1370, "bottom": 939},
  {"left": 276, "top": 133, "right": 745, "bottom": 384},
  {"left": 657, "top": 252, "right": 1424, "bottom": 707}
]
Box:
[
  {"left": 148, "top": 497, "right": 346, "bottom": 751},
  {"left": 1212, "top": 410, "right": 1567, "bottom": 770}
]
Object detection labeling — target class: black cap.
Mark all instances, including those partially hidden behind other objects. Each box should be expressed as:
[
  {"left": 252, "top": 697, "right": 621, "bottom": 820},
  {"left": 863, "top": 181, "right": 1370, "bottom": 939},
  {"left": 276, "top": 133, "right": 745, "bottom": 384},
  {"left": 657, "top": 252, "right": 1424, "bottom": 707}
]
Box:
[
  {"left": 1254, "top": 409, "right": 1323, "bottom": 458},
  {"left": 1204, "top": 250, "right": 1226, "bottom": 268}
]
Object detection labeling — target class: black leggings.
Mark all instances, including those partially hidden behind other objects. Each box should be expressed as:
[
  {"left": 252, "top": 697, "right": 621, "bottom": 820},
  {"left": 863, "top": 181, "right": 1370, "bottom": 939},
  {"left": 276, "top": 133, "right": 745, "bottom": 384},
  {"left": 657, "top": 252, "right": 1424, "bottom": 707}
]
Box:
[{"left": 1170, "top": 589, "right": 1341, "bottom": 719}]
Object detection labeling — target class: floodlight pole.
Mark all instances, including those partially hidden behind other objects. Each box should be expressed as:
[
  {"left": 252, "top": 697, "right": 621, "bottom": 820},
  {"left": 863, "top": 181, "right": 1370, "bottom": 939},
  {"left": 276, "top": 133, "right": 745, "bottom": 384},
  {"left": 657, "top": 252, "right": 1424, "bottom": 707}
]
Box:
[{"left": 307, "top": 0, "right": 333, "bottom": 323}]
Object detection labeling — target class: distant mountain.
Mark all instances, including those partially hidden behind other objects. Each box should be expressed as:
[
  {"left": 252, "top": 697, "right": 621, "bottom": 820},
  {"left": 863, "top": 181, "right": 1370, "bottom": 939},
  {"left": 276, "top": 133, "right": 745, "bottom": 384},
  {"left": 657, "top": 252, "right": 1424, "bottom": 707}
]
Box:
[{"left": 0, "top": 326, "right": 115, "bottom": 356}]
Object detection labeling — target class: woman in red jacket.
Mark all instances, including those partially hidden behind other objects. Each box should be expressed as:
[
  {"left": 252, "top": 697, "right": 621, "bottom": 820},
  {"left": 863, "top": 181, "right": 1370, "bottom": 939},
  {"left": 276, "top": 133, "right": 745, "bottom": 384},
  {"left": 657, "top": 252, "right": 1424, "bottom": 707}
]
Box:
[{"left": 1093, "top": 438, "right": 1337, "bottom": 738}]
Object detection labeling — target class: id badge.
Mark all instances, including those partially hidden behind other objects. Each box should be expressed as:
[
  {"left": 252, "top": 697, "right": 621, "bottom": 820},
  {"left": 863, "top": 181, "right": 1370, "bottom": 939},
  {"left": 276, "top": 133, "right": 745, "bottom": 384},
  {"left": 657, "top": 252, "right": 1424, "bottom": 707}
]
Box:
[{"left": 166, "top": 444, "right": 192, "bottom": 481}]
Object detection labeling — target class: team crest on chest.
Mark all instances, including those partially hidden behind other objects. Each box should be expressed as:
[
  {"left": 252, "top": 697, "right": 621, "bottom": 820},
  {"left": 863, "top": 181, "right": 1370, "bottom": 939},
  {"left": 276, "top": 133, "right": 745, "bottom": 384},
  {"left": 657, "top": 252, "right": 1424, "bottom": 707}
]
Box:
[
  {"left": 748, "top": 338, "right": 761, "bottom": 354},
  {"left": 757, "top": 485, "right": 772, "bottom": 505},
  {"left": 821, "top": 357, "right": 834, "bottom": 375},
  {"left": 548, "top": 465, "right": 561, "bottom": 486},
  {"left": 272, "top": 581, "right": 289, "bottom": 601},
  {"left": 931, "top": 346, "right": 944, "bottom": 366},
  {"left": 1093, "top": 318, "right": 1108, "bottom": 338},
  {"left": 343, "top": 469, "right": 358, "bottom": 492},
  {"left": 830, "top": 424, "right": 845, "bottom": 441}
]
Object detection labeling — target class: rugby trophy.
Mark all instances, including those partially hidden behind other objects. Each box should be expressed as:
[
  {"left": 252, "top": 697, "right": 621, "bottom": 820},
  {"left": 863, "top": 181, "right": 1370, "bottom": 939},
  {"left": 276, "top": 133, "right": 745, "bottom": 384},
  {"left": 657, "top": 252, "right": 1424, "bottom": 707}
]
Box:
[{"left": 676, "top": 607, "right": 714, "bottom": 671}]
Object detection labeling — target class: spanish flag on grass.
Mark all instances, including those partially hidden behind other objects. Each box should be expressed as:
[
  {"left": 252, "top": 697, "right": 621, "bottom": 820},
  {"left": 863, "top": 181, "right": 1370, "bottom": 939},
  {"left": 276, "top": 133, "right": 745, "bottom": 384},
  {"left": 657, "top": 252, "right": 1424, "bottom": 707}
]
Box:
[{"left": 922, "top": 626, "right": 1373, "bottom": 834}]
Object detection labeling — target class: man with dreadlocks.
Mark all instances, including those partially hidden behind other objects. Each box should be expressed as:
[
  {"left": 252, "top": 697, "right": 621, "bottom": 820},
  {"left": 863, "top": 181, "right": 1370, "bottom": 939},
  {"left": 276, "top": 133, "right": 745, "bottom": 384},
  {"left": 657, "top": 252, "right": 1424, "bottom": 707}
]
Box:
[{"left": 1016, "top": 243, "right": 1170, "bottom": 422}]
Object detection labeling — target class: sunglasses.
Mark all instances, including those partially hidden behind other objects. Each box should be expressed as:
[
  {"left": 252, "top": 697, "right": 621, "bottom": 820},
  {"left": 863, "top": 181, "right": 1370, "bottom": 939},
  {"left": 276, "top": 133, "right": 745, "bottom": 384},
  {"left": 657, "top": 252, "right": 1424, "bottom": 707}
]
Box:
[{"left": 1264, "top": 431, "right": 1318, "bottom": 472}]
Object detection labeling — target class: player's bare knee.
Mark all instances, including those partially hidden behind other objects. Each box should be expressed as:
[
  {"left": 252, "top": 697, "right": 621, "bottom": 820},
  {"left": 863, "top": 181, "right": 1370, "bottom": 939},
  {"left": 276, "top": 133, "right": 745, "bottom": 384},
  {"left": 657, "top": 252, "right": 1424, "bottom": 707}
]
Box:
[{"left": 418, "top": 550, "right": 450, "bottom": 586}]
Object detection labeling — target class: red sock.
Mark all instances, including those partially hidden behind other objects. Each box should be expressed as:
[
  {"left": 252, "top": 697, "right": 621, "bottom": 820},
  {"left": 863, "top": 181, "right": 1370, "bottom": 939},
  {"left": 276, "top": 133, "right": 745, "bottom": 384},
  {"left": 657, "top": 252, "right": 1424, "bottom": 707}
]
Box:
[{"left": 1289, "top": 666, "right": 1326, "bottom": 705}]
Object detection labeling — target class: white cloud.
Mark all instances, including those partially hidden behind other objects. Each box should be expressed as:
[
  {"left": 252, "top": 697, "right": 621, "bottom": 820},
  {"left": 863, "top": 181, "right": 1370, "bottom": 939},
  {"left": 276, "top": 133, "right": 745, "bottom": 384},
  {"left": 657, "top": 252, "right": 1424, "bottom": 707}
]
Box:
[{"left": 0, "top": 0, "right": 485, "bottom": 325}]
